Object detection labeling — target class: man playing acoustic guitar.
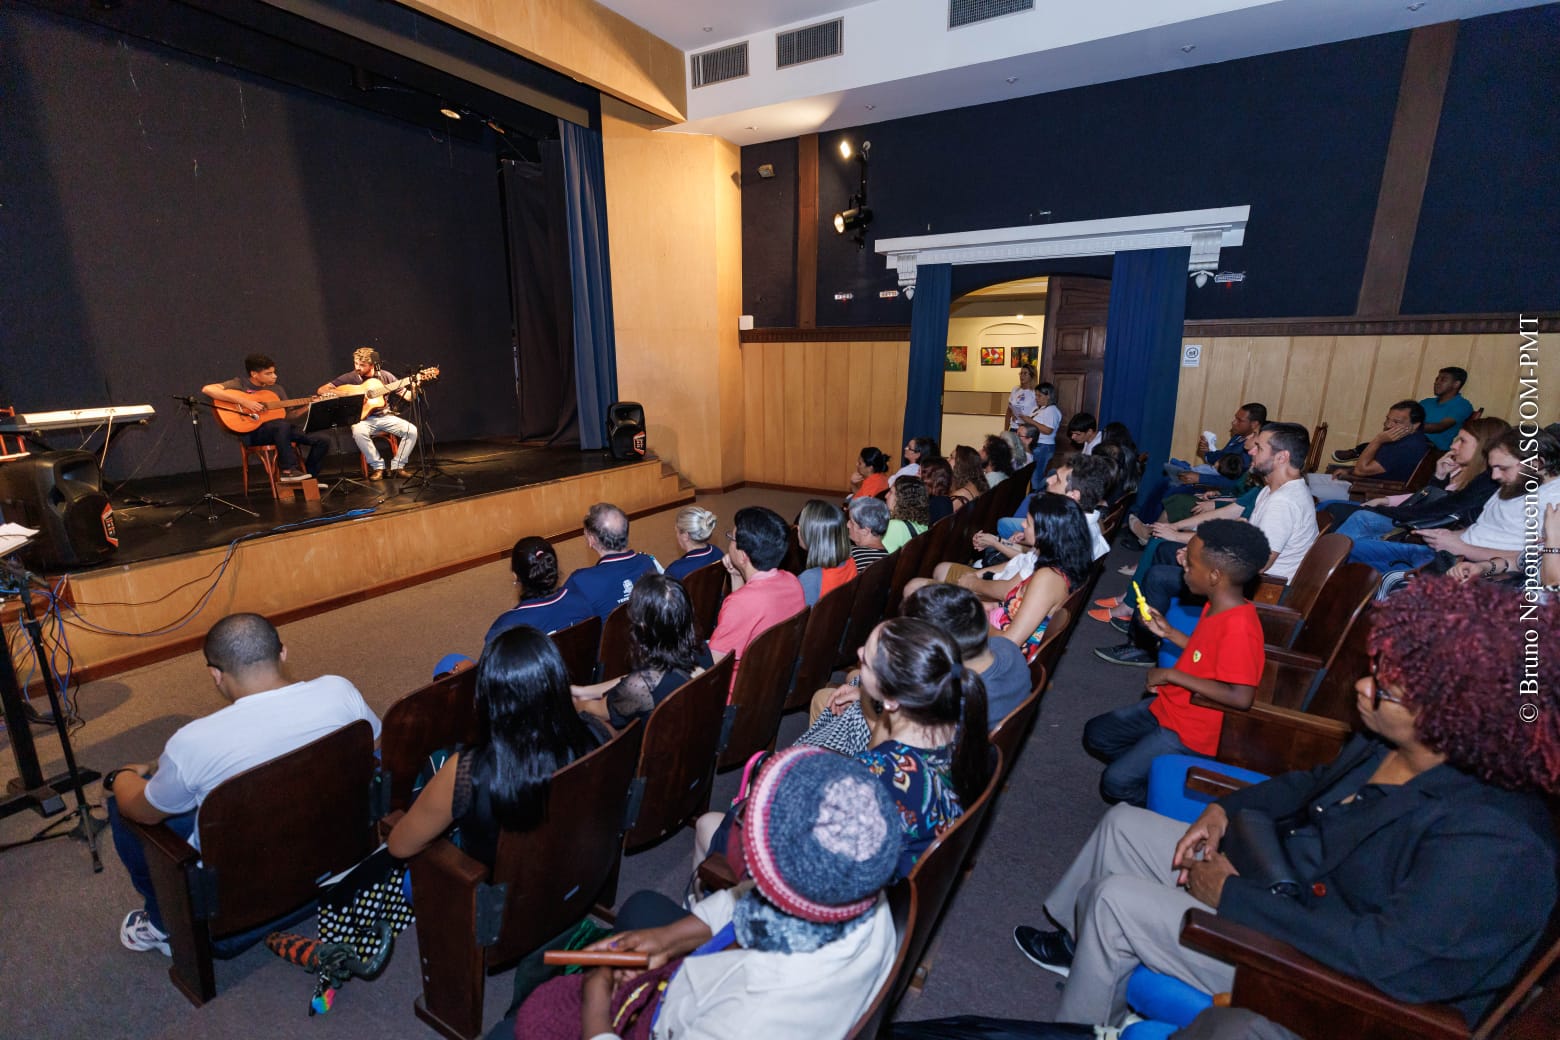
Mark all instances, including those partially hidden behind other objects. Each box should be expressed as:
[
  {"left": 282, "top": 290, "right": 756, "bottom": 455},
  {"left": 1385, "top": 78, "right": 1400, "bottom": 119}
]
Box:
[
  {"left": 202, "top": 354, "right": 330, "bottom": 483},
  {"left": 317, "top": 347, "right": 431, "bottom": 481}
]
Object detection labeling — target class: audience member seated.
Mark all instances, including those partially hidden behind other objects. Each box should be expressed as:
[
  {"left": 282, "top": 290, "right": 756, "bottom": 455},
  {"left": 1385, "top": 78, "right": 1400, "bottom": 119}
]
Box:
[
  {"left": 1135, "top": 403, "right": 1265, "bottom": 522},
  {"left": 1097, "top": 424, "right": 1316, "bottom": 667},
  {"left": 1002, "top": 429, "right": 1030, "bottom": 473},
  {"left": 107, "top": 613, "right": 381, "bottom": 956},
  {"left": 1082, "top": 521, "right": 1269, "bottom": 806},
  {"left": 883, "top": 475, "right": 931, "bottom": 551},
  {"left": 847, "top": 445, "right": 891, "bottom": 501},
  {"left": 485, "top": 536, "right": 595, "bottom": 644},
  {"left": 986, "top": 494, "right": 1095, "bottom": 663},
  {"left": 1012, "top": 577, "right": 1560, "bottom": 1032},
  {"left": 1066, "top": 412, "right": 1101, "bottom": 456},
  {"left": 1327, "top": 399, "right": 1432, "bottom": 481},
  {"left": 517, "top": 747, "right": 902, "bottom": 1040},
  {"left": 708, "top": 506, "right": 805, "bottom": 687},
  {"left": 1359, "top": 428, "right": 1560, "bottom": 583},
  {"left": 997, "top": 454, "right": 1115, "bottom": 561},
  {"left": 801, "top": 583, "right": 1032, "bottom": 753},
  {"left": 561, "top": 502, "right": 663, "bottom": 620},
  {"left": 919, "top": 456, "right": 958, "bottom": 522},
  {"left": 982, "top": 434, "right": 1016, "bottom": 488},
  {"left": 388, "top": 626, "right": 611, "bottom": 866},
  {"left": 891, "top": 435, "right": 938, "bottom": 482},
  {"left": 1322, "top": 416, "right": 1507, "bottom": 543},
  {"left": 846, "top": 495, "right": 892, "bottom": 571},
  {"left": 1418, "top": 366, "right": 1475, "bottom": 450},
  {"left": 795, "top": 499, "right": 859, "bottom": 605},
  {"left": 950, "top": 444, "right": 986, "bottom": 509},
  {"left": 569, "top": 575, "right": 712, "bottom": 730},
  {"left": 1089, "top": 441, "right": 1138, "bottom": 509},
  {"left": 663, "top": 505, "right": 724, "bottom": 581}
]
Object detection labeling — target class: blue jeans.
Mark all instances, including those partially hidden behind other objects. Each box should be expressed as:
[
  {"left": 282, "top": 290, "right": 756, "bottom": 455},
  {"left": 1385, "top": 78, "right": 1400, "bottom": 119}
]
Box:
[
  {"left": 1334, "top": 509, "right": 1398, "bottom": 541},
  {"left": 1347, "top": 538, "right": 1436, "bottom": 573},
  {"left": 1082, "top": 699, "right": 1193, "bottom": 806},
  {"left": 243, "top": 420, "right": 330, "bottom": 476},
  {"left": 1030, "top": 443, "right": 1055, "bottom": 490},
  {"left": 351, "top": 413, "right": 418, "bottom": 471},
  {"left": 108, "top": 796, "right": 197, "bottom": 932}
]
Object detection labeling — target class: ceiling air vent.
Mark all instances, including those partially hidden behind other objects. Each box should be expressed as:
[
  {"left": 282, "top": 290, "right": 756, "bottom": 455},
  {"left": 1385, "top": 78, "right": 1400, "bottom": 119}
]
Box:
[
  {"left": 949, "top": 0, "right": 1034, "bottom": 30},
  {"left": 691, "top": 41, "right": 749, "bottom": 88},
  {"left": 777, "top": 18, "right": 843, "bottom": 69}
]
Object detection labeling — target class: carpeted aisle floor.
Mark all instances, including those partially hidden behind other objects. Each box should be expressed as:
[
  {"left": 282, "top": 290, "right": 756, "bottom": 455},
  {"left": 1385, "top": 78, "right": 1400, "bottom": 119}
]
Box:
[{"left": 0, "top": 485, "right": 1147, "bottom": 1039}]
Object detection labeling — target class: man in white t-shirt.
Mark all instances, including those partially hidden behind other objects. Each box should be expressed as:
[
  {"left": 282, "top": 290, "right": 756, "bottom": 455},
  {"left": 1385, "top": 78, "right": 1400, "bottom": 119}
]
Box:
[
  {"left": 1350, "top": 428, "right": 1560, "bottom": 576},
  {"left": 106, "top": 613, "right": 381, "bottom": 956},
  {"left": 1097, "top": 424, "right": 1316, "bottom": 666}
]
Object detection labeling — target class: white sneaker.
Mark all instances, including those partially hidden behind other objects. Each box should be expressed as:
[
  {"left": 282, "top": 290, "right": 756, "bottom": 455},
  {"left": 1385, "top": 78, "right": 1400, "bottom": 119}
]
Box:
[{"left": 120, "top": 909, "right": 170, "bottom": 956}]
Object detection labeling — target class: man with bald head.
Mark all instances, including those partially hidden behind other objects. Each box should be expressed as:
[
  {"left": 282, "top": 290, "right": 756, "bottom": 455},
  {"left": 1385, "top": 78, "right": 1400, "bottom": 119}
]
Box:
[
  {"left": 105, "top": 613, "right": 380, "bottom": 956},
  {"left": 562, "top": 502, "right": 664, "bottom": 620}
]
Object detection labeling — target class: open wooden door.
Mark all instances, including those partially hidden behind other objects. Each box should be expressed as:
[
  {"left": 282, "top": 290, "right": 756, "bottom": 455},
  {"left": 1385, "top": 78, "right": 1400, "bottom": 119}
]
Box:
[{"left": 1040, "top": 276, "right": 1111, "bottom": 420}]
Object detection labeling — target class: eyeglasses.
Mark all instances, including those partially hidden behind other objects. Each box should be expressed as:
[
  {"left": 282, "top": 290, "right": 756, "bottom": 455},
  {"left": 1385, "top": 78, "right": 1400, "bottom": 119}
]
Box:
[
  {"left": 724, "top": 530, "right": 736, "bottom": 543},
  {"left": 1370, "top": 677, "right": 1405, "bottom": 711}
]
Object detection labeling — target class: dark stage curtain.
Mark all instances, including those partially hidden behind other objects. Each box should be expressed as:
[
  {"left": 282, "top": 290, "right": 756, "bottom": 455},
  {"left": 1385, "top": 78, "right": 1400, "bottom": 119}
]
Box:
[
  {"left": 503, "top": 151, "right": 578, "bottom": 444},
  {"left": 1099, "top": 247, "right": 1191, "bottom": 512},
  {"left": 559, "top": 119, "right": 619, "bottom": 452},
  {"left": 903, "top": 263, "right": 952, "bottom": 450}
]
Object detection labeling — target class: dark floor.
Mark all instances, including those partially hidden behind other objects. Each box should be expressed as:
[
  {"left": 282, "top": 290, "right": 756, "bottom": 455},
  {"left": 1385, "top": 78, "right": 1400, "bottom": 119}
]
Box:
[{"left": 81, "top": 439, "right": 648, "bottom": 571}]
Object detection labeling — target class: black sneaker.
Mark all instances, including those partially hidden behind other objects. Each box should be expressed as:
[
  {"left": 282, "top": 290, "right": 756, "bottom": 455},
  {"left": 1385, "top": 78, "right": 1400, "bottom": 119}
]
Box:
[
  {"left": 1094, "top": 644, "right": 1155, "bottom": 667},
  {"left": 1330, "top": 447, "right": 1361, "bottom": 463},
  {"left": 1014, "top": 924, "right": 1074, "bottom": 977},
  {"left": 278, "top": 469, "right": 307, "bottom": 483}
]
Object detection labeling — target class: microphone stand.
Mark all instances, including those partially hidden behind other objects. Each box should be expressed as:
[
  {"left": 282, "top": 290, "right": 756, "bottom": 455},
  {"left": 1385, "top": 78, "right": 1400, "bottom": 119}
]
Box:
[
  {"left": 0, "top": 553, "right": 105, "bottom": 871},
  {"left": 395, "top": 364, "right": 462, "bottom": 499},
  {"left": 165, "top": 395, "right": 256, "bottom": 527}
]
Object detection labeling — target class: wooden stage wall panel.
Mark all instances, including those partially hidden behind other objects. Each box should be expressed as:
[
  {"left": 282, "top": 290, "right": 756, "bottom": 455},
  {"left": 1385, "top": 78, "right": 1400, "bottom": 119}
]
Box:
[{"left": 60, "top": 460, "right": 689, "bottom": 678}]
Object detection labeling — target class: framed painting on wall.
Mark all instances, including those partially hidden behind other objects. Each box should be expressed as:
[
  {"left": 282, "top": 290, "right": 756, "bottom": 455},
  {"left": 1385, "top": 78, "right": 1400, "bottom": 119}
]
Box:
[
  {"left": 980, "top": 347, "right": 1005, "bottom": 366},
  {"left": 945, "top": 345, "right": 968, "bottom": 371},
  {"left": 1010, "top": 346, "right": 1038, "bottom": 369}
]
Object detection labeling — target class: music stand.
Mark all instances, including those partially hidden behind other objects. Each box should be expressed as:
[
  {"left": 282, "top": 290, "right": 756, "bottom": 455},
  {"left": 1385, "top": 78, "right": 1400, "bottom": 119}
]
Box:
[
  {"left": 0, "top": 539, "right": 105, "bottom": 872},
  {"left": 303, "top": 394, "right": 376, "bottom": 499}
]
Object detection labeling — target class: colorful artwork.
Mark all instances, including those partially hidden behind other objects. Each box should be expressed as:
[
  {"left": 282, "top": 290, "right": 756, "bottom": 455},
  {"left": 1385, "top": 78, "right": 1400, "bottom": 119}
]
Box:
[
  {"left": 980, "top": 347, "right": 1005, "bottom": 366},
  {"left": 1010, "top": 346, "right": 1038, "bottom": 369},
  {"left": 945, "top": 345, "right": 968, "bottom": 372}
]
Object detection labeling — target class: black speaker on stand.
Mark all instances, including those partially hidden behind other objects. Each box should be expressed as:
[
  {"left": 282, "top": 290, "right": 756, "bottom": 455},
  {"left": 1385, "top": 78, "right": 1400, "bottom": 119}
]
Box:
[
  {"left": 0, "top": 451, "right": 118, "bottom": 570},
  {"left": 606, "top": 402, "right": 647, "bottom": 461}
]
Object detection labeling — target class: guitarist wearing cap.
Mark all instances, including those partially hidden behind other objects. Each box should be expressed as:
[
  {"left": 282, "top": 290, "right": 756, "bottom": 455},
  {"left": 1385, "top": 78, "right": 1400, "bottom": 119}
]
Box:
[
  {"left": 202, "top": 354, "right": 330, "bottom": 482},
  {"left": 317, "top": 347, "right": 435, "bottom": 481}
]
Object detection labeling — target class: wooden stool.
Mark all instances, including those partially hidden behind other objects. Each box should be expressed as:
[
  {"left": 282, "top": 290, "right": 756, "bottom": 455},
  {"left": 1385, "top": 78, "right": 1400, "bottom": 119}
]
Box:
[{"left": 276, "top": 475, "right": 320, "bottom": 502}]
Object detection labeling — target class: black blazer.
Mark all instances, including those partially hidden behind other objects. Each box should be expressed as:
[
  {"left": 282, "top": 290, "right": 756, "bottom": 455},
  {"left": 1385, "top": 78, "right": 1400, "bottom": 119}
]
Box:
[{"left": 1217, "top": 735, "right": 1557, "bottom": 1025}]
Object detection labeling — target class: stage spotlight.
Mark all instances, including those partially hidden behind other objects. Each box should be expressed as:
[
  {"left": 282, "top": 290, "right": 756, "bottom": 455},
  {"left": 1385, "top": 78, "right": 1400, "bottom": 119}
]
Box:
[
  {"left": 839, "top": 139, "right": 853, "bottom": 160},
  {"left": 439, "top": 107, "right": 461, "bottom": 120},
  {"left": 834, "top": 205, "right": 872, "bottom": 235}
]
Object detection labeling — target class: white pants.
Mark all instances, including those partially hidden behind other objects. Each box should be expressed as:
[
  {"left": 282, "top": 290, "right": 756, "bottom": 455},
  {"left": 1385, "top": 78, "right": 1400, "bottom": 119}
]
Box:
[
  {"left": 352, "top": 413, "right": 417, "bottom": 470},
  {"left": 1044, "top": 804, "right": 1236, "bottom": 1026}
]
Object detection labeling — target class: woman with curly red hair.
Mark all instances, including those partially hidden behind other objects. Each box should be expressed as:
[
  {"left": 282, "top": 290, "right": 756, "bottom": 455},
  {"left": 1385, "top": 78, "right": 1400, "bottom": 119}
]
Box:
[{"left": 1010, "top": 576, "right": 1559, "bottom": 1031}]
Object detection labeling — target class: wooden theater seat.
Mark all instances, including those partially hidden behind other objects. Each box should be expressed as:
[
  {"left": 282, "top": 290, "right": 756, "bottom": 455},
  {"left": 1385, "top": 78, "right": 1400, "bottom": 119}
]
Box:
[
  {"left": 379, "top": 668, "right": 479, "bottom": 813},
  {"left": 407, "top": 722, "right": 644, "bottom": 1040},
  {"left": 548, "top": 614, "right": 603, "bottom": 687},
  {"left": 677, "top": 559, "right": 729, "bottom": 641},
  {"left": 785, "top": 574, "right": 858, "bottom": 711},
  {"left": 127, "top": 720, "right": 378, "bottom": 1006},
  {"left": 623, "top": 656, "right": 734, "bottom": 849},
  {"left": 716, "top": 607, "right": 809, "bottom": 770}
]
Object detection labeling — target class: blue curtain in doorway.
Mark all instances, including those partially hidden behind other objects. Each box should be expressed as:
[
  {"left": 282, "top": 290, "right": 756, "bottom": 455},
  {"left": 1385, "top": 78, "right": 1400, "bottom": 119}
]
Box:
[
  {"left": 902, "top": 264, "right": 952, "bottom": 450},
  {"left": 1099, "top": 247, "right": 1190, "bottom": 512},
  {"left": 560, "top": 119, "right": 619, "bottom": 451}
]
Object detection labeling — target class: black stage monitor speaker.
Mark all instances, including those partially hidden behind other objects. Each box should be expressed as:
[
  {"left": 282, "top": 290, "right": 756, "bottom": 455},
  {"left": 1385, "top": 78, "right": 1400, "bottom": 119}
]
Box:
[
  {"left": 606, "top": 402, "right": 647, "bottom": 461},
  {"left": 0, "top": 451, "right": 118, "bottom": 570}
]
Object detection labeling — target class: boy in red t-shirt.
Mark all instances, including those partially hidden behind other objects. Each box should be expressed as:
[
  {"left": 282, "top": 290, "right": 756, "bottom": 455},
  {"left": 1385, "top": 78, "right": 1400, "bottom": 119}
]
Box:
[{"left": 1081, "top": 519, "right": 1270, "bottom": 806}]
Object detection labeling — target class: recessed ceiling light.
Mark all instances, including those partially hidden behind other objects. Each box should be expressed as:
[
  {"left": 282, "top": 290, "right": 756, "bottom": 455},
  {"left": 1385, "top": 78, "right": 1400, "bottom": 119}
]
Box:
[
  {"left": 744, "top": 125, "right": 757, "bottom": 131},
  {"left": 1005, "top": 76, "right": 1018, "bottom": 84},
  {"left": 439, "top": 107, "right": 461, "bottom": 120},
  {"left": 702, "top": 25, "right": 713, "bottom": 32},
  {"left": 865, "top": 104, "right": 876, "bottom": 110},
  {"left": 1406, "top": 2, "right": 1425, "bottom": 9},
  {"left": 1180, "top": 44, "right": 1196, "bottom": 53}
]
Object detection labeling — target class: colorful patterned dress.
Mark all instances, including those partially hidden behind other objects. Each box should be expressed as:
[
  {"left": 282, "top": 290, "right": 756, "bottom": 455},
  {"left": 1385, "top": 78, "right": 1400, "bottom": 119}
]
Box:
[{"left": 856, "top": 739, "right": 963, "bottom": 880}]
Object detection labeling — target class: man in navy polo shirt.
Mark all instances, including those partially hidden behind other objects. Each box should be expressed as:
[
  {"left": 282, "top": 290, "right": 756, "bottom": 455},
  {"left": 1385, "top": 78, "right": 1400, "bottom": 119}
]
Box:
[{"left": 561, "top": 502, "right": 663, "bottom": 619}]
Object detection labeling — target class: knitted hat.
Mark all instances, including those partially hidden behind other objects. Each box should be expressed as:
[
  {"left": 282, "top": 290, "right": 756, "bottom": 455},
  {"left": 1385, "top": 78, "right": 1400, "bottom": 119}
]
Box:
[{"left": 741, "top": 747, "right": 899, "bottom": 924}]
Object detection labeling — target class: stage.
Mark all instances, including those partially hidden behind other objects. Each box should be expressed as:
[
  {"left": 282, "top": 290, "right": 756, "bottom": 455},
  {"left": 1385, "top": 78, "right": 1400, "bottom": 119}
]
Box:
[{"left": 10, "top": 439, "right": 692, "bottom": 683}]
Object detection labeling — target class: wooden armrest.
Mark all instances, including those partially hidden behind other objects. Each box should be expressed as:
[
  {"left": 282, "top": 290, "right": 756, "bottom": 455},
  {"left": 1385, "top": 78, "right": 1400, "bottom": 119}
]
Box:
[
  {"left": 1214, "top": 702, "right": 1352, "bottom": 776},
  {"left": 1253, "top": 574, "right": 1287, "bottom": 605},
  {"left": 130, "top": 819, "right": 200, "bottom": 868},
  {"left": 696, "top": 852, "right": 740, "bottom": 893},
  {"left": 409, "top": 835, "right": 488, "bottom": 890},
  {"left": 1253, "top": 604, "right": 1304, "bottom": 648},
  {"left": 1185, "top": 766, "right": 1253, "bottom": 800},
  {"left": 1179, "top": 910, "right": 1466, "bottom": 1040}
]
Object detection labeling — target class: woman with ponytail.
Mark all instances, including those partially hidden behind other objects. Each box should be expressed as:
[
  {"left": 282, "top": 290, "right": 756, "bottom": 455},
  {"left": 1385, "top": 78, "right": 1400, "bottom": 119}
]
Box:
[
  {"left": 855, "top": 617, "right": 992, "bottom": 879},
  {"left": 389, "top": 626, "right": 612, "bottom": 867}
]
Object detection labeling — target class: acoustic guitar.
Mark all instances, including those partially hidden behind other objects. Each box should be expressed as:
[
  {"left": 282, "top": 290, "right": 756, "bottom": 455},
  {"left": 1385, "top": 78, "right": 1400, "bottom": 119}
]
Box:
[
  {"left": 212, "top": 392, "right": 324, "bottom": 434},
  {"left": 326, "top": 367, "right": 441, "bottom": 420}
]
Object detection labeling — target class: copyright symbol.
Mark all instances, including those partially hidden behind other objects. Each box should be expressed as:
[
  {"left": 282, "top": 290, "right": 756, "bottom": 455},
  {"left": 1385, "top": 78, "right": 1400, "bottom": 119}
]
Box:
[{"left": 1520, "top": 704, "right": 1539, "bottom": 724}]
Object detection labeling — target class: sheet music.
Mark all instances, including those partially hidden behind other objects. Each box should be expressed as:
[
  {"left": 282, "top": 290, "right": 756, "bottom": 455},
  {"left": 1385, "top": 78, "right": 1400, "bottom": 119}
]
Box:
[{"left": 0, "top": 523, "right": 39, "bottom": 557}]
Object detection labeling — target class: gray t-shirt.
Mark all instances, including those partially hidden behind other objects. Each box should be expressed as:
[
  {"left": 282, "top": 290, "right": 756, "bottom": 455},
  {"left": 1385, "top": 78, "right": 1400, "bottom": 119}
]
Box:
[{"left": 981, "top": 637, "right": 1032, "bottom": 725}]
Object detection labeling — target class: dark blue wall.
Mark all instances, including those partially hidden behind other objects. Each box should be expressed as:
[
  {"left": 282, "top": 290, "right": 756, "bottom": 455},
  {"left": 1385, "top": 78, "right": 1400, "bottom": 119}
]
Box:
[{"left": 742, "top": 5, "right": 1560, "bottom": 326}]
